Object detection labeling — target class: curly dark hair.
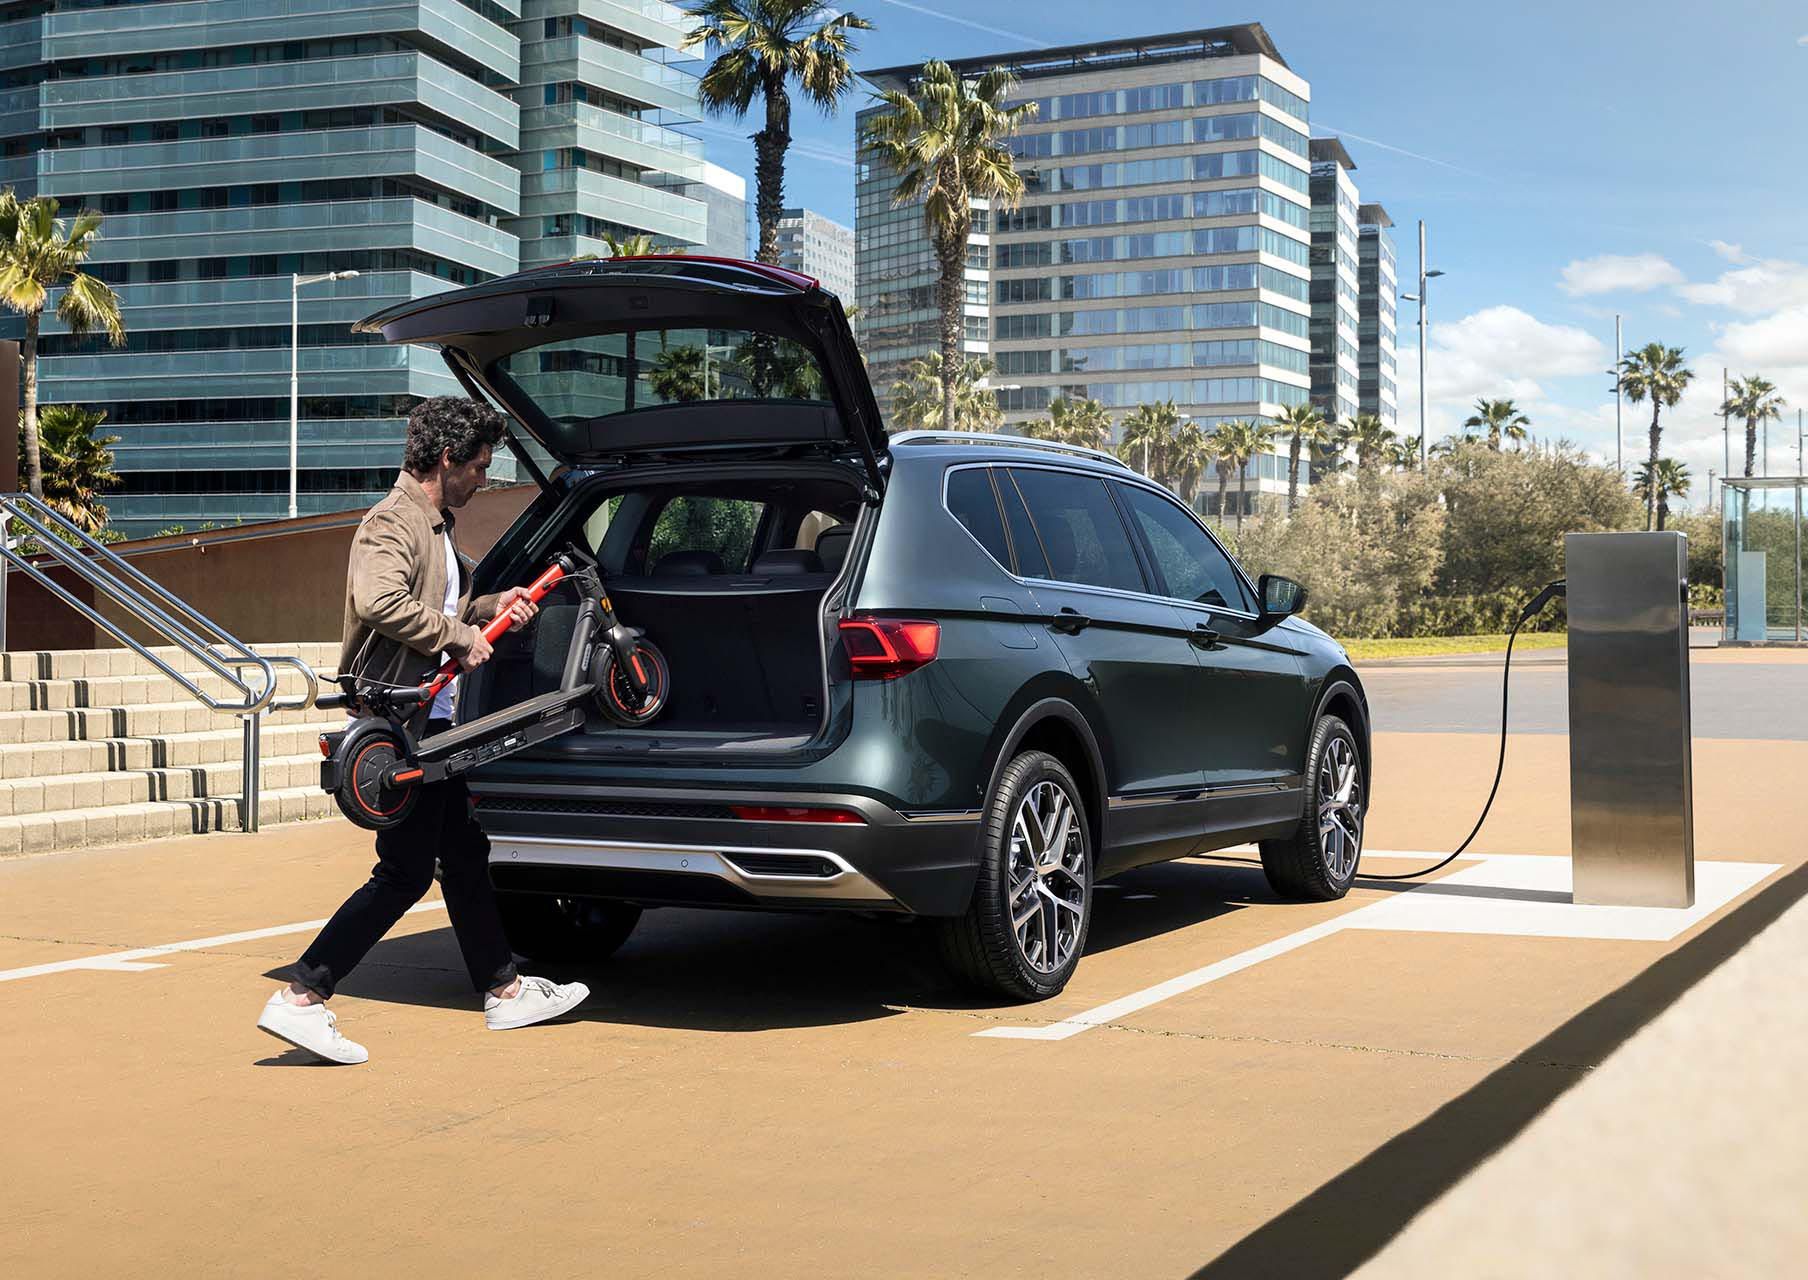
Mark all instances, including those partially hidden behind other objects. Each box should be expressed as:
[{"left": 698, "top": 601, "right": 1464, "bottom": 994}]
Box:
[{"left": 402, "top": 396, "right": 507, "bottom": 475}]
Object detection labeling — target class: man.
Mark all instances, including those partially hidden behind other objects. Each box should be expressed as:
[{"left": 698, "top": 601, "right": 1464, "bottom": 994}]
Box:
[{"left": 257, "top": 397, "right": 590, "bottom": 1064}]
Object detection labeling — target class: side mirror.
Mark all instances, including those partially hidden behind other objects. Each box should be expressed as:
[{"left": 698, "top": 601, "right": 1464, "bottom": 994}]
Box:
[{"left": 1257, "top": 574, "right": 1307, "bottom": 623}]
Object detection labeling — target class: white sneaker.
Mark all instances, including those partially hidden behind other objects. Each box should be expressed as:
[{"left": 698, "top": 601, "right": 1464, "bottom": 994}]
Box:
[
  {"left": 484, "top": 975, "right": 591, "bottom": 1031},
  {"left": 256, "top": 989, "right": 369, "bottom": 1065}
]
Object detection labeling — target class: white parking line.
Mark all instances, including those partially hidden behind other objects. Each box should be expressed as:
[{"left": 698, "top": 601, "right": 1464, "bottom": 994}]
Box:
[
  {"left": 0, "top": 901, "right": 446, "bottom": 984},
  {"left": 978, "top": 854, "right": 1781, "bottom": 1043}
]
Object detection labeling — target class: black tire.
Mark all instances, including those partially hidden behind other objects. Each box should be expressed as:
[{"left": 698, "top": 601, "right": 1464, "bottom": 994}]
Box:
[
  {"left": 939, "top": 750, "right": 1093, "bottom": 1002},
  {"left": 494, "top": 893, "right": 642, "bottom": 964},
  {"left": 1260, "top": 714, "right": 1365, "bottom": 901}
]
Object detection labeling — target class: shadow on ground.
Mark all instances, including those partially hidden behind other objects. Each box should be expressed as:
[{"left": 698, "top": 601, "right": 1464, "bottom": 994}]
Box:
[
  {"left": 264, "top": 859, "right": 1284, "bottom": 1033},
  {"left": 1188, "top": 858, "right": 1808, "bottom": 1279}
]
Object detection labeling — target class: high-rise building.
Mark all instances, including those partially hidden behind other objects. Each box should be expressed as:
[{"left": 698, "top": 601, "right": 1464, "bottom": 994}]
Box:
[
  {"left": 1308, "top": 137, "right": 1361, "bottom": 431},
  {"left": 776, "top": 207, "right": 855, "bottom": 301},
  {"left": 0, "top": 0, "right": 717, "bottom": 536},
  {"left": 858, "top": 28, "right": 1312, "bottom": 515},
  {"left": 1356, "top": 202, "right": 1398, "bottom": 429},
  {"left": 694, "top": 162, "right": 750, "bottom": 260}
]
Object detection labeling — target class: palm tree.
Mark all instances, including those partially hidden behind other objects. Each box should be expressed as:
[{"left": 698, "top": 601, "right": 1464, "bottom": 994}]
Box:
[
  {"left": 1275, "top": 402, "right": 1331, "bottom": 511},
  {"left": 684, "top": 1, "right": 871, "bottom": 265},
  {"left": 590, "top": 231, "right": 665, "bottom": 259},
  {"left": 1719, "top": 374, "right": 1786, "bottom": 478},
  {"left": 647, "top": 343, "right": 718, "bottom": 403},
  {"left": 1462, "top": 397, "right": 1532, "bottom": 450},
  {"left": 1618, "top": 342, "right": 1695, "bottom": 530},
  {"left": 35, "top": 403, "right": 120, "bottom": 535},
  {"left": 1383, "top": 436, "right": 1420, "bottom": 470},
  {"left": 1344, "top": 413, "right": 1398, "bottom": 474},
  {"left": 1118, "top": 400, "right": 1180, "bottom": 480},
  {"left": 888, "top": 353, "right": 1002, "bottom": 432},
  {"left": 862, "top": 61, "right": 1035, "bottom": 432},
  {"left": 1026, "top": 395, "right": 1110, "bottom": 450},
  {"left": 1634, "top": 458, "right": 1691, "bottom": 531},
  {"left": 1211, "top": 418, "right": 1275, "bottom": 539},
  {"left": 1167, "top": 419, "right": 1215, "bottom": 506},
  {"left": 0, "top": 191, "right": 126, "bottom": 499}
]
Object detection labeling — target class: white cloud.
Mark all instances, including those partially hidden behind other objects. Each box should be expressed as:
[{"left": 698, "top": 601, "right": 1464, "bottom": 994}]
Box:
[
  {"left": 1558, "top": 253, "right": 1685, "bottom": 297},
  {"left": 1397, "top": 306, "right": 1610, "bottom": 442},
  {"left": 1675, "top": 257, "right": 1808, "bottom": 313},
  {"left": 1708, "top": 239, "right": 1748, "bottom": 263}
]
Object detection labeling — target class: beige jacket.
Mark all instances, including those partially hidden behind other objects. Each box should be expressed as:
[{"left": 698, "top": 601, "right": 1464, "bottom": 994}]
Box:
[{"left": 339, "top": 472, "right": 502, "bottom": 698}]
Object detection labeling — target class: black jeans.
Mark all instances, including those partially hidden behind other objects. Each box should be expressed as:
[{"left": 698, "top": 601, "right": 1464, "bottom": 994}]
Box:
[{"left": 293, "top": 726, "right": 517, "bottom": 1000}]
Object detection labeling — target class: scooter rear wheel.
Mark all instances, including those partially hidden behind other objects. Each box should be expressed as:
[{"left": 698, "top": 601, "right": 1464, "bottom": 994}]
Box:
[{"left": 333, "top": 726, "right": 418, "bottom": 830}]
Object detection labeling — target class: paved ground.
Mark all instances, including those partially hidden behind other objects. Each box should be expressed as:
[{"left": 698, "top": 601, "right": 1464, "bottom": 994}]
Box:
[{"left": 1, "top": 648, "right": 1803, "bottom": 1277}]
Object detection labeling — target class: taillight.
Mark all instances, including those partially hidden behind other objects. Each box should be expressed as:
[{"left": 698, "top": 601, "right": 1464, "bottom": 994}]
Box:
[
  {"left": 318, "top": 734, "right": 331, "bottom": 758},
  {"left": 839, "top": 617, "right": 940, "bottom": 680},
  {"left": 729, "top": 805, "right": 866, "bottom": 824}
]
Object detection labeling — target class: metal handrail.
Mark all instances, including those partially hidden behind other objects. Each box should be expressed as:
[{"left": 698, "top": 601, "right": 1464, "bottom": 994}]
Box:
[
  {"left": 888, "top": 430, "right": 1133, "bottom": 470},
  {"left": 0, "top": 493, "right": 323, "bottom": 832}
]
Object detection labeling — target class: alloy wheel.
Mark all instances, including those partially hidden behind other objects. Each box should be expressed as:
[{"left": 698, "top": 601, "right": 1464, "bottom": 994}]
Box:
[
  {"left": 1007, "top": 779, "right": 1089, "bottom": 974},
  {"left": 1317, "top": 736, "right": 1363, "bottom": 881}
]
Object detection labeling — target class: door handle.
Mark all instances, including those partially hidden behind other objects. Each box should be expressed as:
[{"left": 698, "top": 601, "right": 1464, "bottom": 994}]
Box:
[
  {"left": 1051, "top": 607, "right": 1091, "bottom": 635},
  {"left": 1190, "top": 622, "right": 1222, "bottom": 649}
]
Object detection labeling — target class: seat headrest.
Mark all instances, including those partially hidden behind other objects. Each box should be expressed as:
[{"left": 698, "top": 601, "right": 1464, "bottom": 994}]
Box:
[
  {"left": 751, "top": 548, "right": 824, "bottom": 576},
  {"left": 813, "top": 524, "right": 853, "bottom": 573},
  {"left": 655, "top": 549, "right": 725, "bottom": 576}
]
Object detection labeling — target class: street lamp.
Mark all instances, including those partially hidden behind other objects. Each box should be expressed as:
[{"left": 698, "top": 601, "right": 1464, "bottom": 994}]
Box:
[
  {"left": 1399, "top": 219, "right": 1444, "bottom": 471},
  {"left": 290, "top": 269, "right": 359, "bottom": 520}
]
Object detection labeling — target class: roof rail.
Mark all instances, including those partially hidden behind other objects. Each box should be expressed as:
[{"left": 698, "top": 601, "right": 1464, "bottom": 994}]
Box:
[{"left": 889, "top": 430, "right": 1131, "bottom": 470}]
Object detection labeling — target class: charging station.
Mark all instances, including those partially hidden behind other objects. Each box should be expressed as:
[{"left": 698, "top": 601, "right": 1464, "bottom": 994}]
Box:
[{"left": 1564, "top": 532, "right": 1695, "bottom": 908}]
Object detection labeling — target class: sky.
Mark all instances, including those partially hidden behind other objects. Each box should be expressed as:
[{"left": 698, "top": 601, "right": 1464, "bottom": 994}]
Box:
[{"left": 690, "top": 0, "right": 1808, "bottom": 507}]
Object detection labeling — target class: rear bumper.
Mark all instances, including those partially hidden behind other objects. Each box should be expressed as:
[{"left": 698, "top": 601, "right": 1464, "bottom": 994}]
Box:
[{"left": 476, "top": 783, "right": 983, "bottom": 916}]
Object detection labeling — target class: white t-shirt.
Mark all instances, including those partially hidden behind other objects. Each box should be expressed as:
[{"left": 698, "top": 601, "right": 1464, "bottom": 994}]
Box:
[{"left": 430, "top": 529, "right": 459, "bottom": 721}]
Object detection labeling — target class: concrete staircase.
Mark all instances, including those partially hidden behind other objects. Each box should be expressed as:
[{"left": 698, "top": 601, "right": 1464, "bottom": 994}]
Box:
[{"left": 0, "top": 643, "right": 344, "bottom": 857}]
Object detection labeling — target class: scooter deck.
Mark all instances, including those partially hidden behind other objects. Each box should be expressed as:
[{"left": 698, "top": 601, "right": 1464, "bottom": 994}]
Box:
[{"left": 415, "top": 684, "right": 595, "bottom": 777}]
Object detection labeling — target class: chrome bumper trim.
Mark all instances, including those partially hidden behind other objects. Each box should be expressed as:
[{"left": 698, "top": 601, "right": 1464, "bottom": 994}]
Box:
[{"left": 489, "top": 834, "right": 895, "bottom": 903}]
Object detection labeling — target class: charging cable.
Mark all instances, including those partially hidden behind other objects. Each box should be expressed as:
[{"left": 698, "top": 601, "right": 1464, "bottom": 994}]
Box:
[{"left": 1359, "top": 578, "right": 1566, "bottom": 880}]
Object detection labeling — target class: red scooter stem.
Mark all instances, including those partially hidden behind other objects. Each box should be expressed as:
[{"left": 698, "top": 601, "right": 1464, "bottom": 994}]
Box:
[{"left": 417, "top": 560, "right": 567, "bottom": 699}]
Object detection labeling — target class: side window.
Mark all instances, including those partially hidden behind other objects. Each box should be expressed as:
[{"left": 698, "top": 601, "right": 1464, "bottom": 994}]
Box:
[
  {"left": 1117, "top": 484, "right": 1252, "bottom": 611},
  {"left": 644, "top": 496, "right": 765, "bottom": 573},
  {"left": 996, "top": 471, "right": 1049, "bottom": 579},
  {"left": 945, "top": 467, "right": 1011, "bottom": 569},
  {"left": 1009, "top": 468, "right": 1146, "bottom": 593}
]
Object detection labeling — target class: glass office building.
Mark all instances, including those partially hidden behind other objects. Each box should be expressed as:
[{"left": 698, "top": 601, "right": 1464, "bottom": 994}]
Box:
[
  {"left": 0, "top": 0, "right": 714, "bottom": 536},
  {"left": 1356, "top": 201, "right": 1398, "bottom": 430},
  {"left": 1308, "top": 137, "right": 1361, "bottom": 431},
  {"left": 858, "top": 27, "right": 1312, "bottom": 514}
]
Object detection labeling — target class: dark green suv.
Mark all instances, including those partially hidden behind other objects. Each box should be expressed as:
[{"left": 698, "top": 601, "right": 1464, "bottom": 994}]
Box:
[{"left": 356, "top": 257, "right": 1370, "bottom": 1000}]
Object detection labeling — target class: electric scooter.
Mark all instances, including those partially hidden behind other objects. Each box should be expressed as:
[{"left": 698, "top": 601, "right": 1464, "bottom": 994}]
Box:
[{"left": 317, "top": 547, "right": 669, "bottom": 831}]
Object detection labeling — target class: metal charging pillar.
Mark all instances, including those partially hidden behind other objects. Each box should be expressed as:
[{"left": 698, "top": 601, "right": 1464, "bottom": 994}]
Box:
[{"left": 1565, "top": 532, "right": 1694, "bottom": 907}]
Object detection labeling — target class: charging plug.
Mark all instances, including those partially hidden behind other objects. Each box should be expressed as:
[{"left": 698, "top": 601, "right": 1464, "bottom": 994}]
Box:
[{"left": 1519, "top": 579, "right": 1567, "bottom": 623}]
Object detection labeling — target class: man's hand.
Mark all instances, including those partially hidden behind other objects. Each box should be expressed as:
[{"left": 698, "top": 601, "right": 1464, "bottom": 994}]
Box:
[
  {"left": 494, "top": 586, "right": 540, "bottom": 631},
  {"left": 457, "top": 631, "right": 494, "bottom": 672}
]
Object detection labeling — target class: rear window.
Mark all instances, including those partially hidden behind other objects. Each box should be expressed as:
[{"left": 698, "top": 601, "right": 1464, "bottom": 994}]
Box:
[
  {"left": 497, "top": 326, "right": 831, "bottom": 425},
  {"left": 646, "top": 496, "right": 765, "bottom": 574},
  {"left": 1009, "top": 468, "right": 1146, "bottom": 593}
]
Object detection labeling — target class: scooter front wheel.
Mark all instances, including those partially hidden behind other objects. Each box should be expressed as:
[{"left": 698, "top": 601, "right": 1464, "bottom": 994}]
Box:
[
  {"left": 593, "top": 639, "right": 669, "bottom": 727},
  {"left": 332, "top": 724, "right": 419, "bottom": 830}
]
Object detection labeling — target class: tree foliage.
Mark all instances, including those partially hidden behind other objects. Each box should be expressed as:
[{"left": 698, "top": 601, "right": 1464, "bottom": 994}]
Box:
[
  {"left": 888, "top": 353, "right": 1001, "bottom": 432},
  {"left": 32, "top": 403, "right": 119, "bottom": 535},
  {"left": 1235, "top": 439, "right": 1645, "bottom": 636}
]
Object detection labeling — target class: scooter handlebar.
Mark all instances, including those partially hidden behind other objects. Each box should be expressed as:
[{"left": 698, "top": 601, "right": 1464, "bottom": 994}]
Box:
[{"left": 419, "top": 559, "right": 569, "bottom": 697}]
